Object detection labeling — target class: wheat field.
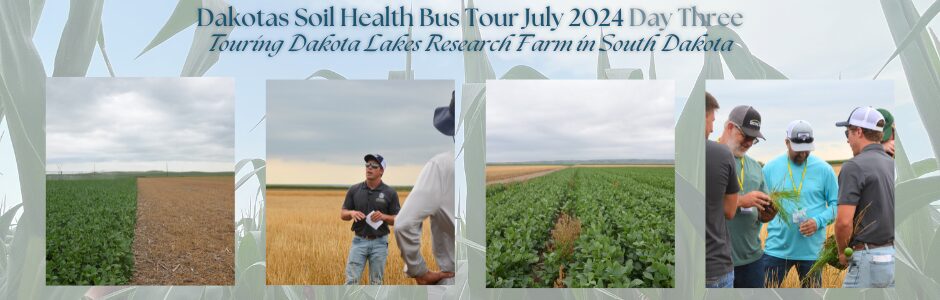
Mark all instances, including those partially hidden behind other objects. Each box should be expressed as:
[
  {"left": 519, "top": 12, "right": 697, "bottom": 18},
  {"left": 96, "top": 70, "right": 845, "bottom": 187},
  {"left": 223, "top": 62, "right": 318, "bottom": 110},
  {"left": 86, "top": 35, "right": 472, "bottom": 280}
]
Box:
[
  {"left": 759, "top": 224, "right": 847, "bottom": 288},
  {"left": 266, "top": 189, "right": 439, "bottom": 285},
  {"left": 485, "top": 165, "right": 565, "bottom": 183}
]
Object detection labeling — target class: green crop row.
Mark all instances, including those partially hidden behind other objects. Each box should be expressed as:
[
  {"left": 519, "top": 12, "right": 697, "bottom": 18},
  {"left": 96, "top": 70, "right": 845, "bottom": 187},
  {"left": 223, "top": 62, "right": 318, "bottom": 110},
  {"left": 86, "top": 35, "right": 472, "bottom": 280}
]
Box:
[
  {"left": 486, "top": 170, "right": 574, "bottom": 287},
  {"left": 46, "top": 178, "right": 138, "bottom": 285},
  {"left": 486, "top": 167, "right": 675, "bottom": 288}
]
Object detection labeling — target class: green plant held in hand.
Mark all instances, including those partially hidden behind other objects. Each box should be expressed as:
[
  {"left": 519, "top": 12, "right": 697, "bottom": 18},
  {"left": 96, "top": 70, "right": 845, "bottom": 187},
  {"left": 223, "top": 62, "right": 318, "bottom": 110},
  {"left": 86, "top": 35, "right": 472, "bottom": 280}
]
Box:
[{"left": 768, "top": 189, "right": 800, "bottom": 224}]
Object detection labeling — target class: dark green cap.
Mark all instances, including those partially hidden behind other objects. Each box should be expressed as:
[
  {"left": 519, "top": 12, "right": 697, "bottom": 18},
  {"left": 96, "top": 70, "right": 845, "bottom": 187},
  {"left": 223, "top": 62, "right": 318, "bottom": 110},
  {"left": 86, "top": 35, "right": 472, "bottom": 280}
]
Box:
[{"left": 877, "top": 108, "right": 894, "bottom": 142}]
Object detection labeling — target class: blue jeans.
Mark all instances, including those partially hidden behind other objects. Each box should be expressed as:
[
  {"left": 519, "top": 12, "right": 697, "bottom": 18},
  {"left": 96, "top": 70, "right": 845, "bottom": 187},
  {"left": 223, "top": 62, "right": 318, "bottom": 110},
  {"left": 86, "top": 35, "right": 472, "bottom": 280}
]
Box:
[
  {"left": 345, "top": 235, "right": 389, "bottom": 285},
  {"left": 733, "top": 259, "right": 765, "bottom": 288},
  {"left": 843, "top": 245, "right": 895, "bottom": 288},
  {"left": 705, "top": 271, "right": 734, "bottom": 288},
  {"left": 761, "top": 254, "right": 821, "bottom": 288}
]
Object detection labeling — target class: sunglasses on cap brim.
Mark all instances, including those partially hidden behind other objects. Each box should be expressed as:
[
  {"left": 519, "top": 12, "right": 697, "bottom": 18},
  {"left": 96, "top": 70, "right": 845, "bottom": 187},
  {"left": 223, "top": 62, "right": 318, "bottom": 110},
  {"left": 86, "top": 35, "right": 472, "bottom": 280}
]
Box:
[{"left": 789, "top": 136, "right": 814, "bottom": 144}]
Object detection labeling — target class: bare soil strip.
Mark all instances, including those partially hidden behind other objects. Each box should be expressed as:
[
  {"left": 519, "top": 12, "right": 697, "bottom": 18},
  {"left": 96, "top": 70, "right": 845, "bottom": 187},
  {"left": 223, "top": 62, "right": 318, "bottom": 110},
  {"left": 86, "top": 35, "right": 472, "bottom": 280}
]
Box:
[
  {"left": 487, "top": 167, "right": 569, "bottom": 185},
  {"left": 132, "top": 177, "right": 235, "bottom": 285}
]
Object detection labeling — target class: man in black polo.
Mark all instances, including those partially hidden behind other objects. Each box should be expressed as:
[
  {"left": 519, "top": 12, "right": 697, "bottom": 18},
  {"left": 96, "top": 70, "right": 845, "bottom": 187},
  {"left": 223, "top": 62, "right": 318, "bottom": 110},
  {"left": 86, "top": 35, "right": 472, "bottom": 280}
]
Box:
[
  {"left": 341, "top": 153, "right": 401, "bottom": 285},
  {"left": 834, "top": 107, "right": 895, "bottom": 288}
]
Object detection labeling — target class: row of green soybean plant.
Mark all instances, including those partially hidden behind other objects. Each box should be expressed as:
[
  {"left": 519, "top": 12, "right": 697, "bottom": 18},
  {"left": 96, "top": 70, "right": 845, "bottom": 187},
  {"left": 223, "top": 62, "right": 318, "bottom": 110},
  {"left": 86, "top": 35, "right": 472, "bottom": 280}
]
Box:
[
  {"left": 553, "top": 167, "right": 675, "bottom": 288},
  {"left": 485, "top": 168, "right": 576, "bottom": 287},
  {"left": 47, "top": 177, "right": 138, "bottom": 285}
]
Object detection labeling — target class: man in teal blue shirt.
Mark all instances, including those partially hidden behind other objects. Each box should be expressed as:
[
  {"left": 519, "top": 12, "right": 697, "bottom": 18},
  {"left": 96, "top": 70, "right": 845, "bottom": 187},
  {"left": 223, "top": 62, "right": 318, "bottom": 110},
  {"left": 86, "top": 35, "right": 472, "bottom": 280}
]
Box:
[
  {"left": 760, "top": 120, "right": 839, "bottom": 287},
  {"left": 720, "top": 105, "right": 774, "bottom": 288}
]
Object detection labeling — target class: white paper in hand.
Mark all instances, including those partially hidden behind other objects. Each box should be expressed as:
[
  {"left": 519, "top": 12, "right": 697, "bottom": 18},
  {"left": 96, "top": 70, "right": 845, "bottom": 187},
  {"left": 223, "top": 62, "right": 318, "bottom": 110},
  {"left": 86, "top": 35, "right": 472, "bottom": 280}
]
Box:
[{"left": 366, "top": 211, "right": 383, "bottom": 230}]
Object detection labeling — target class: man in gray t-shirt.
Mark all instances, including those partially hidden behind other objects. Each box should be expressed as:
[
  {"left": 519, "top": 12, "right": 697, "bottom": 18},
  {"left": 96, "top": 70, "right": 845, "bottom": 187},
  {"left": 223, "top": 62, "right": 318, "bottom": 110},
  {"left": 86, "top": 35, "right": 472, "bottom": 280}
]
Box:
[
  {"left": 704, "top": 92, "right": 739, "bottom": 288},
  {"left": 706, "top": 140, "right": 739, "bottom": 287},
  {"left": 834, "top": 106, "right": 895, "bottom": 288}
]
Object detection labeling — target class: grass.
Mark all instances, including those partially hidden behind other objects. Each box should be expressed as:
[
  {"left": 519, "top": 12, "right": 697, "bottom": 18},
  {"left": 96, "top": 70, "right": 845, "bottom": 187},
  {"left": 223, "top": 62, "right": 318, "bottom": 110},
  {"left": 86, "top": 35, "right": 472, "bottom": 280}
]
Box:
[
  {"left": 768, "top": 189, "right": 800, "bottom": 224},
  {"left": 803, "top": 204, "right": 875, "bottom": 286}
]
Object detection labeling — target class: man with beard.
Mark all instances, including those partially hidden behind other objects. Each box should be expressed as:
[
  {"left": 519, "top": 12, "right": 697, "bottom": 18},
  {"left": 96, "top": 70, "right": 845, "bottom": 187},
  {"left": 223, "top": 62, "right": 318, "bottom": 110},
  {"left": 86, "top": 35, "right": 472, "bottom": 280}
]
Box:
[
  {"left": 760, "top": 120, "right": 839, "bottom": 287},
  {"left": 718, "top": 105, "right": 775, "bottom": 288}
]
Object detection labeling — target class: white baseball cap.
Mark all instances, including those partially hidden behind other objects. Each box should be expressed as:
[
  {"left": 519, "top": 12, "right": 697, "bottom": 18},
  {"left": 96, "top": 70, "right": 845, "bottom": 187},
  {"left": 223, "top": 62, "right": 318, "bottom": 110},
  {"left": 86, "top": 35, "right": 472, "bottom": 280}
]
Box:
[
  {"left": 786, "top": 120, "right": 815, "bottom": 152},
  {"left": 835, "top": 106, "right": 885, "bottom": 131}
]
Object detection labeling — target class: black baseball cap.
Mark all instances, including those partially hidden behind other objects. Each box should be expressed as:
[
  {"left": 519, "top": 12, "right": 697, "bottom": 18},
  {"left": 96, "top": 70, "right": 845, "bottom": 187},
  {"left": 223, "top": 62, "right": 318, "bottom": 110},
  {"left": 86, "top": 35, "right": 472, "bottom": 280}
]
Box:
[{"left": 728, "top": 105, "right": 765, "bottom": 140}]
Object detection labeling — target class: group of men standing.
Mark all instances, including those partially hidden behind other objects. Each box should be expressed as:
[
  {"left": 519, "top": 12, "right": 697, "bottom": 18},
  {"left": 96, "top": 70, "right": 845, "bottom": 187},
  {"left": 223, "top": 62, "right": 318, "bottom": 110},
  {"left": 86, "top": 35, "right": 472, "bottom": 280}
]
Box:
[{"left": 705, "top": 92, "right": 896, "bottom": 288}]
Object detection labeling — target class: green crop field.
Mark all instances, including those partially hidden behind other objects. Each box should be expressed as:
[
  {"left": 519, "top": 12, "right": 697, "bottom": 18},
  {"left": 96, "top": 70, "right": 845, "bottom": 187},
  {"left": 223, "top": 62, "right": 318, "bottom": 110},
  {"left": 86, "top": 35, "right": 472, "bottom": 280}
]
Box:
[
  {"left": 46, "top": 177, "right": 137, "bottom": 285},
  {"left": 486, "top": 167, "right": 675, "bottom": 288}
]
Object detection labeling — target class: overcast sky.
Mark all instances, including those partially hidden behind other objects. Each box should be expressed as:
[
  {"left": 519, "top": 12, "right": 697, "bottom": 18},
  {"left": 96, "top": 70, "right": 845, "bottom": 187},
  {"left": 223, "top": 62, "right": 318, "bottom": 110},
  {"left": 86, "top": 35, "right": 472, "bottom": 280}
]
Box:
[
  {"left": 46, "top": 78, "right": 234, "bottom": 173},
  {"left": 267, "top": 80, "right": 454, "bottom": 186},
  {"left": 486, "top": 80, "right": 674, "bottom": 163},
  {"left": 707, "top": 80, "right": 893, "bottom": 163}
]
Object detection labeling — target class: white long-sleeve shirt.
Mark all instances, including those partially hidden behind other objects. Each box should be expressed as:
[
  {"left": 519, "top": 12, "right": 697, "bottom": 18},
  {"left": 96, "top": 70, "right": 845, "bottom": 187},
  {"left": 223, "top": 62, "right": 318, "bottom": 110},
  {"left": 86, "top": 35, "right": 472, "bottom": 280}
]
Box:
[{"left": 395, "top": 149, "right": 455, "bottom": 283}]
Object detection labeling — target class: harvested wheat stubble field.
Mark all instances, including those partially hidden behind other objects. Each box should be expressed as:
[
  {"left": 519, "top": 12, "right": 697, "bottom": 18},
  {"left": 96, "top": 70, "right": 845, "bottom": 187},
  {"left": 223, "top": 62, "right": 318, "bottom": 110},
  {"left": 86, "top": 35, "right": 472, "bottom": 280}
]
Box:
[
  {"left": 485, "top": 165, "right": 566, "bottom": 183},
  {"left": 132, "top": 176, "right": 235, "bottom": 285},
  {"left": 266, "top": 188, "right": 439, "bottom": 285}
]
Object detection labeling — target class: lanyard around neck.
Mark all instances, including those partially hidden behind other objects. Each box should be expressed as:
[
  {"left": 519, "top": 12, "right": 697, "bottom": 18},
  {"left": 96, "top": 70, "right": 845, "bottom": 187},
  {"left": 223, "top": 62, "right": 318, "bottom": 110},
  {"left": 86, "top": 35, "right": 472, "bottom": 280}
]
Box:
[
  {"left": 787, "top": 158, "right": 808, "bottom": 199},
  {"left": 737, "top": 156, "right": 745, "bottom": 190}
]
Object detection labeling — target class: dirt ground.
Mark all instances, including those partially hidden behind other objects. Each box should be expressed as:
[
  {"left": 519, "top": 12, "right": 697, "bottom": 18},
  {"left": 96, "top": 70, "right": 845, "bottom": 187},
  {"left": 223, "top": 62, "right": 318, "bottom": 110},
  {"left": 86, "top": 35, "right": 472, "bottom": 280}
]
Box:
[
  {"left": 132, "top": 177, "right": 234, "bottom": 285},
  {"left": 485, "top": 165, "right": 567, "bottom": 184},
  {"left": 266, "top": 189, "right": 441, "bottom": 285}
]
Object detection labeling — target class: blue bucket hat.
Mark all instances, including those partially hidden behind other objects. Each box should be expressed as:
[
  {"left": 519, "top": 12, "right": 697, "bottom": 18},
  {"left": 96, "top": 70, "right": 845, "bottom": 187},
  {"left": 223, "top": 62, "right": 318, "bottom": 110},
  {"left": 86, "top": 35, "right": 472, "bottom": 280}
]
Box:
[{"left": 433, "top": 91, "right": 455, "bottom": 136}]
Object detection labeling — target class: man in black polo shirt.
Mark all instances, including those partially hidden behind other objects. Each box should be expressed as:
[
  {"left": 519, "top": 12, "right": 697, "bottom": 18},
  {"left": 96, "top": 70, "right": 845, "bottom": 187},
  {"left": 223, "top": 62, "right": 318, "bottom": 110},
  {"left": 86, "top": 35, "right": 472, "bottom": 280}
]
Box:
[
  {"left": 834, "top": 107, "right": 895, "bottom": 288},
  {"left": 341, "top": 153, "right": 401, "bottom": 285}
]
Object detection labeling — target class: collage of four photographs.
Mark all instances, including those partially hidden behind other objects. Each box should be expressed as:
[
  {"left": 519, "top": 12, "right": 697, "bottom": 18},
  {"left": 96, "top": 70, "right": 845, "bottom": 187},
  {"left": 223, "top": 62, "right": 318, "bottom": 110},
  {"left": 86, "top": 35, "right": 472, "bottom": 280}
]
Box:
[{"left": 44, "top": 78, "right": 894, "bottom": 289}]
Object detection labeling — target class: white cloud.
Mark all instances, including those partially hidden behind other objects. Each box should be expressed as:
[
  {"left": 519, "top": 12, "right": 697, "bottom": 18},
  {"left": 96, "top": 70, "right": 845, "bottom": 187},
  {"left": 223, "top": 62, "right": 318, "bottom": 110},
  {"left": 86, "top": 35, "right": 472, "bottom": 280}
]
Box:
[
  {"left": 46, "top": 78, "right": 234, "bottom": 172},
  {"left": 266, "top": 80, "right": 454, "bottom": 185},
  {"left": 486, "top": 80, "right": 674, "bottom": 162}
]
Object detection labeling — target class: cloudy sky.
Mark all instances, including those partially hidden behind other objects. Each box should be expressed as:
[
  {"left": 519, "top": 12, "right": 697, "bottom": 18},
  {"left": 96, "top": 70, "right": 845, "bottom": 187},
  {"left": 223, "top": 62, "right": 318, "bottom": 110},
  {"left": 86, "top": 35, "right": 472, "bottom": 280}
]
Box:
[
  {"left": 486, "top": 80, "right": 674, "bottom": 163},
  {"left": 267, "top": 80, "right": 454, "bottom": 186},
  {"left": 46, "top": 78, "right": 234, "bottom": 173},
  {"left": 707, "top": 80, "right": 893, "bottom": 163}
]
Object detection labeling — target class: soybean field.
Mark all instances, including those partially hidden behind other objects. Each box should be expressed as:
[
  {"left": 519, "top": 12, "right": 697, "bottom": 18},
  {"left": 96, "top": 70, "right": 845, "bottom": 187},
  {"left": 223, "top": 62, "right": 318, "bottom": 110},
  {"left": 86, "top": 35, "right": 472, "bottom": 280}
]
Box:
[
  {"left": 46, "top": 178, "right": 138, "bottom": 285},
  {"left": 46, "top": 174, "right": 235, "bottom": 285},
  {"left": 486, "top": 167, "right": 675, "bottom": 288}
]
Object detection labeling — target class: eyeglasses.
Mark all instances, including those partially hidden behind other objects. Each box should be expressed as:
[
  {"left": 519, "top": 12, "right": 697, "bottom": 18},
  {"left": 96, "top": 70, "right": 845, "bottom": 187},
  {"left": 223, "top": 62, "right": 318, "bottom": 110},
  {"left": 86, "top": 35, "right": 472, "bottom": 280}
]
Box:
[
  {"left": 733, "top": 124, "right": 760, "bottom": 145},
  {"left": 789, "top": 136, "right": 814, "bottom": 144},
  {"left": 844, "top": 127, "right": 857, "bottom": 138},
  {"left": 365, "top": 162, "right": 382, "bottom": 169}
]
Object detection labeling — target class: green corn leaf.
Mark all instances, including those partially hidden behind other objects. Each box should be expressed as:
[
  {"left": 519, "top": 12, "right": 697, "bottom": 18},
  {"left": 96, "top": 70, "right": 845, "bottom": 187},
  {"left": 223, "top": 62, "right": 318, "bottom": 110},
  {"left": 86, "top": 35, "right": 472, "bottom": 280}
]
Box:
[
  {"left": 96, "top": 26, "right": 115, "bottom": 77},
  {"left": 305, "top": 70, "right": 347, "bottom": 80},
  {"left": 873, "top": 0, "right": 940, "bottom": 78},
  {"left": 52, "top": 0, "right": 104, "bottom": 77},
  {"left": 500, "top": 65, "right": 548, "bottom": 80},
  {"left": 137, "top": 0, "right": 200, "bottom": 59}
]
